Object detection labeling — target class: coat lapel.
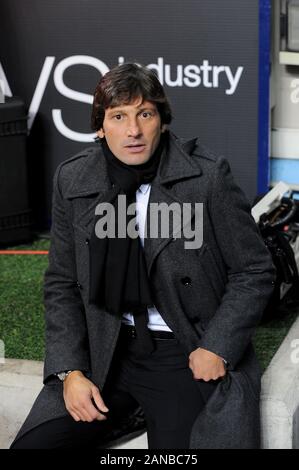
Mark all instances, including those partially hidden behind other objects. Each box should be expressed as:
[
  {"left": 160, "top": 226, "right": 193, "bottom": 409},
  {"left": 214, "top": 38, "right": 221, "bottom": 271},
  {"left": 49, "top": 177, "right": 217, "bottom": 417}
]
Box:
[{"left": 143, "top": 133, "right": 202, "bottom": 275}]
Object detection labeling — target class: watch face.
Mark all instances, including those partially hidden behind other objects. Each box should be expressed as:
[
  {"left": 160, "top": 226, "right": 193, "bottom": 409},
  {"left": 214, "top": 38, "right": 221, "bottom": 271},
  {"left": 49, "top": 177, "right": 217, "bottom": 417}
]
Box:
[{"left": 57, "top": 370, "right": 73, "bottom": 381}]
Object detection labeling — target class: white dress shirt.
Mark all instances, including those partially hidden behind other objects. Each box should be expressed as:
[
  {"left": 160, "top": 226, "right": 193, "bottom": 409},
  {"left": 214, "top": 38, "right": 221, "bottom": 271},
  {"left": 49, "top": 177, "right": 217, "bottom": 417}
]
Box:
[{"left": 121, "top": 183, "right": 172, "bottom": 332}]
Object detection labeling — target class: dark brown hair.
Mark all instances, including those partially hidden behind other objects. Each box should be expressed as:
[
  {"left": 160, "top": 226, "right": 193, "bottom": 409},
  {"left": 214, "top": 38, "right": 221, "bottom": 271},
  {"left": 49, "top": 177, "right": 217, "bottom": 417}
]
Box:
[{"left": 91, "top": 63, "right": 172, "bottom": 131}]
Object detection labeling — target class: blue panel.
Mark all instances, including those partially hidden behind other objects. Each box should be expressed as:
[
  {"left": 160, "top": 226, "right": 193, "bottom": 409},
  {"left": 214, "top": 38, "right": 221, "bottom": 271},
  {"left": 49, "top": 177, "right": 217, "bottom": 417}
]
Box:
[
  {"left": 258, "top": 0, "right": 271, "bottom": 194},
  {"left": 271, "top": 158, "right": 299, "bottom": 185}
]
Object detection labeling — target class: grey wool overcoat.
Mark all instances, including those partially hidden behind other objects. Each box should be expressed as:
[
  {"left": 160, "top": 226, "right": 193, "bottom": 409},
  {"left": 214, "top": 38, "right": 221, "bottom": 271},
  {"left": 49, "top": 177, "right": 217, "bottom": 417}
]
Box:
[{"left": 11, "top": 131, "right": 276, "bottom": 449}]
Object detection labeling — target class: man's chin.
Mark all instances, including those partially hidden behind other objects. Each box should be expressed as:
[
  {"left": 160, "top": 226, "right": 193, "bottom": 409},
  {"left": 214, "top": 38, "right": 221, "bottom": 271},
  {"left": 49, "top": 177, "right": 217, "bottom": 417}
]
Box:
[{"left": 121, "top": 153, "right": 151, "bottom": 165}]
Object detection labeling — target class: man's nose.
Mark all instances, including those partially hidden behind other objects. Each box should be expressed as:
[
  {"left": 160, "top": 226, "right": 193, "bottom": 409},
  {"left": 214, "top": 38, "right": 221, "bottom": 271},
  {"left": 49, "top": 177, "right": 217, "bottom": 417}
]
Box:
[{"left": 127, "top": 119, "right": 142, "bottom": 137}]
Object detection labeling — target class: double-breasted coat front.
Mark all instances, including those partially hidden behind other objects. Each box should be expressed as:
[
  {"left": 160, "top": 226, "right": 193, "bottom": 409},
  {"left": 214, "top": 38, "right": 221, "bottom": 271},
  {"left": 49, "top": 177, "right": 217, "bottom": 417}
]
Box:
[{"left": 11, "top": 132, "right": 276, "bottom": 448}]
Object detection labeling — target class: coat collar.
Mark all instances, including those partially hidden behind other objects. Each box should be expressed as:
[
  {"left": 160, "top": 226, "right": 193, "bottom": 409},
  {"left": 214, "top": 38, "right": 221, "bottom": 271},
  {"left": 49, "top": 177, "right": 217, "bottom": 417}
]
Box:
[
  {"left": 157, "top": 131, "right": 202, "bottom": 185},
  {"left": 64, "top": 131, "right": 202, "bottom": 199}
]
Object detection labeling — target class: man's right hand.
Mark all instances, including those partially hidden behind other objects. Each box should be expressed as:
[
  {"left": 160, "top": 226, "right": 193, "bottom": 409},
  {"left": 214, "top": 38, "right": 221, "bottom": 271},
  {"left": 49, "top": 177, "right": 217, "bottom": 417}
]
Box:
[{"left": 63, "top": 371, "right": 109, "bottom": 422}]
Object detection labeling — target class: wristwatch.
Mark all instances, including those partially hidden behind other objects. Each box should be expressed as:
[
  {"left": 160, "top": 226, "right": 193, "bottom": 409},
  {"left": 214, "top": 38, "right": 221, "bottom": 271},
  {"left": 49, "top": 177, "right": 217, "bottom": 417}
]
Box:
[{"left": 56, "top": 370, "right": 74, "bottom": 382}]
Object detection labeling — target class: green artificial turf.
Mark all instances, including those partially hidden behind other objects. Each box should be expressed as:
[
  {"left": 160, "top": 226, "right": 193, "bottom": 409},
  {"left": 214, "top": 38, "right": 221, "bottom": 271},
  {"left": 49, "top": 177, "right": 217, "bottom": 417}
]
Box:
[
  {"left": 253, "top": 308, "right": 299, "bottom": 371},
  {"left": 0, "top": 238, "right": 50, "bottom": 361},
  {"left": 0, "top": 237, "right": 298, "bottom": 371}
]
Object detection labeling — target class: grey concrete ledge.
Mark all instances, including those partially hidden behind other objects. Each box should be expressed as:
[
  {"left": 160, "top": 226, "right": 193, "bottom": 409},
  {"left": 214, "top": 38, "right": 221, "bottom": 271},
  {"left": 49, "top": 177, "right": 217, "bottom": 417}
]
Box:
[
  {"left": 260, "top": 314, "right": 299, "bottom": 449},
  {"left": 0, "top": 359, "right": 43, "bottom": 449}
]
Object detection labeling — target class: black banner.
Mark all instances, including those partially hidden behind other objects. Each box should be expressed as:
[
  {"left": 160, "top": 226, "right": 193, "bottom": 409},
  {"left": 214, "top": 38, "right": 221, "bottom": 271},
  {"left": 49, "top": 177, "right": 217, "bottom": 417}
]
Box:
[{"left": 0, "top": 0, "right": 266, "bottom": 229}]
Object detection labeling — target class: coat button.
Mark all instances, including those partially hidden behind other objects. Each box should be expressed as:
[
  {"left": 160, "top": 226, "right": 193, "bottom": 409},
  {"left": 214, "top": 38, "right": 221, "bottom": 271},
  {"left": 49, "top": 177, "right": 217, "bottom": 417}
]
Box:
[
  {"left": 85, "top": 238, "right": 89, "bottom": 245},
  {"left": 181, "top": 276, "right": 192, "bottom": 286},
  {"left": 76, "top": 281, "right": 83, "bottom": 290}
]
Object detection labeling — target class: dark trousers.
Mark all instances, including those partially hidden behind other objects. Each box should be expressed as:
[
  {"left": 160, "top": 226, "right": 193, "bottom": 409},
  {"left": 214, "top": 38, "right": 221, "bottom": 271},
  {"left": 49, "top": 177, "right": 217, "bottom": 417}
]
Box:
[{"left": 11, "top": 329, "right": 217, "bottom": 449}]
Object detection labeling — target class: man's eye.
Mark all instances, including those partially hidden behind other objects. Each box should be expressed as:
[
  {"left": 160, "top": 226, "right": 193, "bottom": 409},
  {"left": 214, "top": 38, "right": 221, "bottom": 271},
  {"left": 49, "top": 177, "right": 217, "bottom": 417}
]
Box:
[
  {"left": 141, "top": 112, "right": 151, "bottom": 118},
  {"left": 114, "top": 114, "right": 123, "bottom": 120}
]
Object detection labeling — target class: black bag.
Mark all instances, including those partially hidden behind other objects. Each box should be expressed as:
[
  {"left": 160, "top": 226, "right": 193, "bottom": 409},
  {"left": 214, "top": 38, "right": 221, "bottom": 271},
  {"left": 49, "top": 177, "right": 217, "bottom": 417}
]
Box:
[
  {"left": 0, "top": 97, "right": 32, "bottom": 246},
  {"left": 257, "top": 195, "right": 299, "bottom": 322}
]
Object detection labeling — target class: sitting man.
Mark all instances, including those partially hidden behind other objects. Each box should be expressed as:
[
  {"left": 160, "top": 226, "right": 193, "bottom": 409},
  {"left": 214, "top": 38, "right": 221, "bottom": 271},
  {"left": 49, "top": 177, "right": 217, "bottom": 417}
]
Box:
[{"left": 11, "top": 63, "right": 276, "bottom": 449}]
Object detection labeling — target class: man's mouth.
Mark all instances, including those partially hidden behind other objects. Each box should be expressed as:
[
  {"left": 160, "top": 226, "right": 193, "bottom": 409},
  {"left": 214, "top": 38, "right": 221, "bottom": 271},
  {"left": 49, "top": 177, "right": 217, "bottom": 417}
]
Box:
[{"left": 124, "top": 143, "right": 146, "bottom": 153}]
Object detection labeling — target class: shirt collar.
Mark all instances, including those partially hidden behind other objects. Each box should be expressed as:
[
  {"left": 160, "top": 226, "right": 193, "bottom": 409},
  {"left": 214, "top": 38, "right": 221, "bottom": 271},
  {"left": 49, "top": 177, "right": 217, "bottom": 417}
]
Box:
[{"left": 138, "top": 183, "right": 151, "bottom": 195}]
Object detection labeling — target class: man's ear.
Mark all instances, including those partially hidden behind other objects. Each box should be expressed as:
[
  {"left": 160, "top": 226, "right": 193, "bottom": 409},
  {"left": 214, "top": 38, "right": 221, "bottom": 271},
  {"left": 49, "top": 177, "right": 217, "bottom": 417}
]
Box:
[
  {"left": 161, "top": 124, "right": 167, "bottom": 133},
  {"left": 97, "top": 129, "right": 105, "bottom": 139}
]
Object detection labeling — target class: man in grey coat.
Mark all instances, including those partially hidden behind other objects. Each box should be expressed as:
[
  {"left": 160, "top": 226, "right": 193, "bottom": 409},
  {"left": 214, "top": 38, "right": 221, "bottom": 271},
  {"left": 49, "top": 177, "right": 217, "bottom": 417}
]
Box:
[{"left": 10, "top": 63, "right": 276, "bottom": 449}]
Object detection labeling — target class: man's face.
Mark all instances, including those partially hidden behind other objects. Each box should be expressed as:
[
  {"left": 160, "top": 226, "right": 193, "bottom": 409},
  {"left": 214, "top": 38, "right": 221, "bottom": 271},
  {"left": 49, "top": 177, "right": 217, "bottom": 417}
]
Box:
[{"left": 97, "top": 97, "right": 165, "bottom": 165}]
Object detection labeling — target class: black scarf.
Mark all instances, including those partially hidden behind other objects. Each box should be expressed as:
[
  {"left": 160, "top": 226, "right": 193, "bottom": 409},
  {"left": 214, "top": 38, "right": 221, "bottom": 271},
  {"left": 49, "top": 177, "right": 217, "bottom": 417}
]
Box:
[{"left": 89, "top": 134, "right": 165, "bottom": 336}]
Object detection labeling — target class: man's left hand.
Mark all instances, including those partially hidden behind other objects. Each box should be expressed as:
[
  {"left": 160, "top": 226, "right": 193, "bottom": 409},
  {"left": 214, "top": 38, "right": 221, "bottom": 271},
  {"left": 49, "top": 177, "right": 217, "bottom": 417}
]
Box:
[{"left": 189, "top": 347, "right": 226, "bottom": 381}]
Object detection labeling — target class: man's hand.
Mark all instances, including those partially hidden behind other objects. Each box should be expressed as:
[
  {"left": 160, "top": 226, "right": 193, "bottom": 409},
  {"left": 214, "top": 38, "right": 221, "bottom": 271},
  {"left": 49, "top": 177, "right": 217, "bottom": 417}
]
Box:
[
  {"left": 63, "top": 371, "right": 109, "bottom": 422},
  {"left": 189, "top": 347, "right": 226, "bottom": 381}
]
